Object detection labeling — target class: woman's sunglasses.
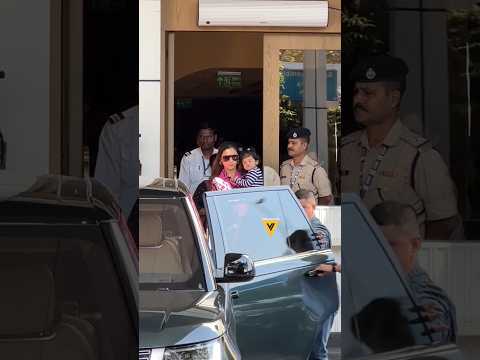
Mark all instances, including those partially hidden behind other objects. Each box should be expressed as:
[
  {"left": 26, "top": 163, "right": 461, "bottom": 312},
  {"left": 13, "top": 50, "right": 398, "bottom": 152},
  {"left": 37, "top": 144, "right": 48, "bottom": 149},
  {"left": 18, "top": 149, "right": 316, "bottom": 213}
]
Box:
[{"left": 222, "top": 155, "right": 239, "bottom": 162}]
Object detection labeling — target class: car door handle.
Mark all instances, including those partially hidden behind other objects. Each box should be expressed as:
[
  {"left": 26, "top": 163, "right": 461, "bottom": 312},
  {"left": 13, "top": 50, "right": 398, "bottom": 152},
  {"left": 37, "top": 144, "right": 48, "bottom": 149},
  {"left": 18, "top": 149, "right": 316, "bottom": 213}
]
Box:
[
  {"left": 231, "top": 291, "right": 240, "bottom": 299},
  {"left": 305, "top": 269, "right": 317, "bottom": 277}
]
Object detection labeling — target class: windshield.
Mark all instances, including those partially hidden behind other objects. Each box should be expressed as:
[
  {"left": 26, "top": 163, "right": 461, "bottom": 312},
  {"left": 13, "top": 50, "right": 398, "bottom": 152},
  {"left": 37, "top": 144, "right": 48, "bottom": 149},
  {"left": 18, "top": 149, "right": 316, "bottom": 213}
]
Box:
[
  {"left": 139, "top": 198, "right": 205, "bottom": 291},
  {"left": 0, "top": 224, "right": 136, "bottom": 360}
]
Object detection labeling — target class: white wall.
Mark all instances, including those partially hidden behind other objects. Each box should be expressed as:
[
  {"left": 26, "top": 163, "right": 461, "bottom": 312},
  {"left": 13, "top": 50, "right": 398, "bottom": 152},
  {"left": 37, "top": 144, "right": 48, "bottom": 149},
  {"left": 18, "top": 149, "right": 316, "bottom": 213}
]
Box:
[
  {"left": 418, "top": 241, "right": 480, "bottom": 336},
  {"left": 139, "top": 0, "right": 161, "bottom": 181},
  {"left": 316, "top": 205, "right": 341, "bottom": 247},
  {"left": 316, "top": 205, "right": 342, "bottom": 332},
  {"left": 0, "top": 1, "right": 52, "bottom": 180}
]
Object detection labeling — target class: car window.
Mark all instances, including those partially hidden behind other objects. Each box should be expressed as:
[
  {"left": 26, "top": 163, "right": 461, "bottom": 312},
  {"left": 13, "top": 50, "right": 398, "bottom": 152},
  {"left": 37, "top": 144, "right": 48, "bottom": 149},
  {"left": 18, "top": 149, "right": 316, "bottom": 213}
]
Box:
[
  {"left": 342, "top": 201, "right": 432, "bottom": 358},
  {"left": 210, "top": 190, "right": 314, "bottom": 261},
  {"left": 139, "top": 198, "right": 205, "bottom": 291},
  {"left": 0, "top": 224, "right": 136, "bottom": 360},
  {"left": 278, "top": 190, "right": 320, "bottom": 246}
]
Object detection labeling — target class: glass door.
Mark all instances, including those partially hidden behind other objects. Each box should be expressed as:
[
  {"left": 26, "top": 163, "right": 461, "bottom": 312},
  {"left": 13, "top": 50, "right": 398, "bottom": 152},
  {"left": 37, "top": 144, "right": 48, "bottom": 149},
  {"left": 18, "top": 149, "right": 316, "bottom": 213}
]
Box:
[{"left": 263, "top": 34, "right": 341, "bottom": 197}]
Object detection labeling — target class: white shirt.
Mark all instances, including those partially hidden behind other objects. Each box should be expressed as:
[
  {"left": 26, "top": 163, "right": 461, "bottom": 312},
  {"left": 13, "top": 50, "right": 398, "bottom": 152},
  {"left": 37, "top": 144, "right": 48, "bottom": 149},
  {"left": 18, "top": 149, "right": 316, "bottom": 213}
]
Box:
[
  {"left": 95, "top": 106, "right": 139, "bottom": 218},
  {"left": 179, "top": 147, "right": 217, "bottom": 194}
]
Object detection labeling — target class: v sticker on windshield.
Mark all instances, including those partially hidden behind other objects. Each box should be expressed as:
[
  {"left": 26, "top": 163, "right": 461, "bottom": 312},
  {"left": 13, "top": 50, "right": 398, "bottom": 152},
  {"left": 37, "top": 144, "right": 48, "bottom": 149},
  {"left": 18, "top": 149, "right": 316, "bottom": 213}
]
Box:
[{"left": 262, "top": 219, "right": 280, "bottom": 237}]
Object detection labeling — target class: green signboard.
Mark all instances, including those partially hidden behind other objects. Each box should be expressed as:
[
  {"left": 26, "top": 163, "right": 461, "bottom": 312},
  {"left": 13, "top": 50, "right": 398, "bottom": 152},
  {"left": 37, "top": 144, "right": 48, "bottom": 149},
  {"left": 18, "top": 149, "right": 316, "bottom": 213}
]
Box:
[
  {"left": 217, "top": 71, "right": 242, "bottom": 89},
  {"left": 176, "top": 98, "right": 192, "bottom": 110}
]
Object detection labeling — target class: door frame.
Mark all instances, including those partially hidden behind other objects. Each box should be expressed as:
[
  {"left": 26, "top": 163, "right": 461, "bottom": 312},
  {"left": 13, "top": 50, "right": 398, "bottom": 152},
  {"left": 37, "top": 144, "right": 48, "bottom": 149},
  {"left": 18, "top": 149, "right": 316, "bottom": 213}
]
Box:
[
  {"left": 164, "top": 32, "right": 341, "bottom": 177},
  {"left": 262, "top": 33, "right": 341, "bottom": 172}
]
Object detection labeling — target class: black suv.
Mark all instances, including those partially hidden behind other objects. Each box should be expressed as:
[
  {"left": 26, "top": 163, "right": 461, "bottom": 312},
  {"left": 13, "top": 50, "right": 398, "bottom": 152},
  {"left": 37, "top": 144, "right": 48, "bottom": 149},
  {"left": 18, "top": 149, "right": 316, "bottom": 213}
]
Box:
[
  {"left": 0, "top": 175, "right": 138, "bottom": 360},
  {"left": 139, "top": 178, "right": 338, "bottom": 359}
]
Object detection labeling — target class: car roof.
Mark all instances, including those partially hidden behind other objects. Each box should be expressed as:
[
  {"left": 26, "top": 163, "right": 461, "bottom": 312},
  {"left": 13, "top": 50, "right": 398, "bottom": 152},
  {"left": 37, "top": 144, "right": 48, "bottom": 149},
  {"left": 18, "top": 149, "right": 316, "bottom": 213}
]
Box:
[
  {"left": 0, "top": 175, "right": 120, "bottom": 224},
  {"left": 140, "top": 178, "right": 190, "bottom": 198},
  {"left": 204, "top": 185, "right": 292, "bottom": 196}
]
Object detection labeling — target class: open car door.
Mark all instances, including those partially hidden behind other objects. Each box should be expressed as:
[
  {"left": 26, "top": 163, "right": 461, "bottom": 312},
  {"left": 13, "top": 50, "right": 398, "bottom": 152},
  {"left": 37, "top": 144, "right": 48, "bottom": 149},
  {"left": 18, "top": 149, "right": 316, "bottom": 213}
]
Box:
[
  {"left": 205, "top": 186, "right": 339, "bottom": 359},
  {"left": 342, "top": 194, "right": 463, "bottom": 360}
]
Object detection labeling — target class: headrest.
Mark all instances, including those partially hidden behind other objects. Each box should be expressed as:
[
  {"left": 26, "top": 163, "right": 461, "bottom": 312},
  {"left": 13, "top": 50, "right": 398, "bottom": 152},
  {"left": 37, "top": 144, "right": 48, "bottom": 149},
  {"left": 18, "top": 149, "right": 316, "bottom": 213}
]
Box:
[
  {"left": 140, "top": 212, "right": 163, "bottom": 247},
  {"left": 0, "top": 265, "right": 55, "bottom": 337}
]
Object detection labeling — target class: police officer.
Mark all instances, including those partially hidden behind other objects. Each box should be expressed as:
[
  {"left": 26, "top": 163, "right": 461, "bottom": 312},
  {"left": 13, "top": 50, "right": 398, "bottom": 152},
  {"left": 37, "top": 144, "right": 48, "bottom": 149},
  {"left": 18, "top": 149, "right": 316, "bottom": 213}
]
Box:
[
  {"left": 179, "top": 123, "right": 218, "bottom": 194},
  {"left": 280, "top": 127, "right": 333, "bottom": 205},
  {"left": 95, "top": 106, "right": 139, "bottom": 219},
  {"left": 341, "top": 54, "right": 461, "bottom": 240}
]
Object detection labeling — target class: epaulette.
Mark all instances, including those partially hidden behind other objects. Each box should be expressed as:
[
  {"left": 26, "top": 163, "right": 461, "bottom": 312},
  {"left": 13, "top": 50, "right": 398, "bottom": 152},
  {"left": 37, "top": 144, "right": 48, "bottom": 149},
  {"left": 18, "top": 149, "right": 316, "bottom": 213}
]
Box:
[
  {"left": 280, "top": 159, "right": 290, "bottom": 168},
  {"left": 183, "top": 151, "right": 192, "bottom": 158},
  {"left": 400, "top": 128, "right": 432, "bottom": 152},
  {"left": 304, "top": 155, "right": 320, "bottom": 168},
  {"left": 108, "top": 112, "right": 125, "bottom": 124},
  {"left": 340, "top": 131, "right": 362, "bottom": 147}
]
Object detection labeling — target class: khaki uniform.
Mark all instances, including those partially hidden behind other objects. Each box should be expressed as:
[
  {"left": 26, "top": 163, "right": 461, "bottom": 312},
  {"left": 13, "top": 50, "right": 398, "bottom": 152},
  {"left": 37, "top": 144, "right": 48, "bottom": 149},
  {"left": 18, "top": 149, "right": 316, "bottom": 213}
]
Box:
[
  {"left": 340, "top": 121, "right": 458, "bottom": 228},
  {"left": 280, "top": 155, "right": 332, "bottom": 200}
]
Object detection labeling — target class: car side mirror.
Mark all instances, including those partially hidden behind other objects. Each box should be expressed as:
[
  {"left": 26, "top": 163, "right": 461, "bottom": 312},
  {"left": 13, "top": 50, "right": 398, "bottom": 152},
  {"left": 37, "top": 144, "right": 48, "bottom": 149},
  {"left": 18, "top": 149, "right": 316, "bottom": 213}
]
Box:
[
  {"left": 287, "top": 229, "right": 314, "bottom": 253},
  {"left": 218, "top": 253, "right": 255, "bottom": 283}
]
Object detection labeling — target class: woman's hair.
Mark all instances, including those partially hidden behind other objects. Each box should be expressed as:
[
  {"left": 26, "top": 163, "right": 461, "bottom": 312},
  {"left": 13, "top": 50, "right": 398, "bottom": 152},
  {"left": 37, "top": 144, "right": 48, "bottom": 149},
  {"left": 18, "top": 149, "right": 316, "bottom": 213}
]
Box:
[
  {"left": 211, "top": 142, "right": 239, "bottom": 179},
  {"left": 209, "top": 153, "right": 217, "bottom": 168}
]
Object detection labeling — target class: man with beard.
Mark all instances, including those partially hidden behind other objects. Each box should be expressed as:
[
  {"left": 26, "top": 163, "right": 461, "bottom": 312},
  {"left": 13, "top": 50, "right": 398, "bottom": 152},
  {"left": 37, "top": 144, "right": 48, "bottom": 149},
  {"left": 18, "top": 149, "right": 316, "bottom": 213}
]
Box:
[
  {"left": 341, "top": 54, "right": 461, "bottom": 240},
  {"left": 179, "top": 123, "right": 218, "bottom": 194}
]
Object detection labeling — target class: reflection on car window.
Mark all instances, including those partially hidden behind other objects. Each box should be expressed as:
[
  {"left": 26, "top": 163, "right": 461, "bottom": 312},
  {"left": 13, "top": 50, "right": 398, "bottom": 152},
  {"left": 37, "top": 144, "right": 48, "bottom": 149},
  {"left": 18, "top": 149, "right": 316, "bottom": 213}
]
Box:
[
  {"left": 0, "top": 225, "right": 136, "bottom": 360},
  {"left": 342, "top": 203, "right": 432, "bottom": 358},
  {"left": 212, "top": 190, "right": 314, "bottom": 261},
  {"left": 278, "top": 191, "right": 319, "bottom": 251},
  {"left": 139, "top": 199, "right": 205, "bottom": 291}
]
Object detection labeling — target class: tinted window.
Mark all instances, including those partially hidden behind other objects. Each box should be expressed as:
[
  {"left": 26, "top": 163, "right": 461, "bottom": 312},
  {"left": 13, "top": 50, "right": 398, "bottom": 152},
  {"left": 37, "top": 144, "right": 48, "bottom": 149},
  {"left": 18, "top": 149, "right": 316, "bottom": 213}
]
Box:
[
  {"left": 210, "top": 190, "right": 314, "bottom": 261},
  {"left": 0, "top": 224, "right": 136, "bottom": 360},
  {"left": 139, "top": 198, "right": 205, "bottom": 291},
  {"left": 278, "top": 190, "right": 319, "bottom": 247},
  {"left": 342, "top": 201, "right": 432, "bottom": 358}
]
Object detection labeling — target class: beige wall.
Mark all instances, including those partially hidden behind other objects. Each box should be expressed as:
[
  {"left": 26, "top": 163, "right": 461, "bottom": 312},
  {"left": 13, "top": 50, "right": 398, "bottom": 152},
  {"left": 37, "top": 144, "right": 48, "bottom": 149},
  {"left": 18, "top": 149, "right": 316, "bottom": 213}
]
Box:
[{"left": 174, "top": 32, "right": 263, "bottom": 81}]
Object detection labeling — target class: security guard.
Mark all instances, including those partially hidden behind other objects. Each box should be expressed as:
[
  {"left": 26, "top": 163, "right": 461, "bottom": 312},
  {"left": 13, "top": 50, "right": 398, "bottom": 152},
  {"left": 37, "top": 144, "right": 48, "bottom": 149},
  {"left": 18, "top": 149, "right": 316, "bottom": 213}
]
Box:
[
  {"left": 341, "top": 54, "right": 461, "bottom": 240},
  {"left": 95, "top": 106, "right": 139, "bottom": 219},
  {"left": 280, "top": 127, "right": 333, "bottom": 205},
  {"left": 179, "top": 123, "right": 218, "bottom": 194}
]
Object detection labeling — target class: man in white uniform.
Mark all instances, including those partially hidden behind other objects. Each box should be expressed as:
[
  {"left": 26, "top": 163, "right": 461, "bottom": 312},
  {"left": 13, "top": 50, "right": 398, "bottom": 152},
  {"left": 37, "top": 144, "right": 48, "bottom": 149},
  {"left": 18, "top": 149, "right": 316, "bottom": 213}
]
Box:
[
  {"left": 95, "top": 106, "right": 139, "bottom": 219},
  {"left": 179, "top": 123, "right": 218, "bottom": 194}
]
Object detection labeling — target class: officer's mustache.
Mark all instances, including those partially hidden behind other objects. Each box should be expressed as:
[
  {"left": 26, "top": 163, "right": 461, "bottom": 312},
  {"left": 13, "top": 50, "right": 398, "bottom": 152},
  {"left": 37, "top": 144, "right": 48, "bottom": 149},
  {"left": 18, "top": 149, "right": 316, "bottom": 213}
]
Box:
[{"left": 354, "top": 104, "right": 368, "bottom": 113}]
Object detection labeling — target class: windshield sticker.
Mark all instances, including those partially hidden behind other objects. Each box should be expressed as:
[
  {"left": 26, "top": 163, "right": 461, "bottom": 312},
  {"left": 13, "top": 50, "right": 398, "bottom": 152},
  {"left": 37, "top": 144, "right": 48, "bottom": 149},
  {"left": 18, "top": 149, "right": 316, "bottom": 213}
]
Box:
[{"left": 262, "top": 219, "right": 280, "bottom": 237}]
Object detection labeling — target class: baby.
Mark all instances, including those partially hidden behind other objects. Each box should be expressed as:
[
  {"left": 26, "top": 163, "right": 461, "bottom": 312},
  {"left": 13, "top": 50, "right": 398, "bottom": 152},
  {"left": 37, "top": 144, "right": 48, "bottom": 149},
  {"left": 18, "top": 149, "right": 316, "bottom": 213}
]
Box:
[{"left": 234, "top": 148, "right": 264, "bottom": 188}]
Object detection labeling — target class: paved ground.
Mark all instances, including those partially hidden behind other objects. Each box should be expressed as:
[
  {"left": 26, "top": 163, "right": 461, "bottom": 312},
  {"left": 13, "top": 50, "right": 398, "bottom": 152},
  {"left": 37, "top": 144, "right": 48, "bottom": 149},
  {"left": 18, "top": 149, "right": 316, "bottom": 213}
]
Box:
[
  {"left": 325, "top": 335, "right": 480, "bottom": 359},
  {"left": 458, "top": 336, "right": 480, "bottom": 360},
  {"left": 328, "top": 348, "right": 341, "bottom": 360},
  {"left": 327, "top": 333, "right": 341, "bottom": 360}
]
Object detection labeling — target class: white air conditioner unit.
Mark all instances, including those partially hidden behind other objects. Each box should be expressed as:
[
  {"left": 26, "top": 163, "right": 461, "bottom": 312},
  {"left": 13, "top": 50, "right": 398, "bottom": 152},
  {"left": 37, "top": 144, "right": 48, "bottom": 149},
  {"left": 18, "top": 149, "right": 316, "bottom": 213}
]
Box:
[{"left": 198, "top": 0, "right": 329, "bottom": 28}]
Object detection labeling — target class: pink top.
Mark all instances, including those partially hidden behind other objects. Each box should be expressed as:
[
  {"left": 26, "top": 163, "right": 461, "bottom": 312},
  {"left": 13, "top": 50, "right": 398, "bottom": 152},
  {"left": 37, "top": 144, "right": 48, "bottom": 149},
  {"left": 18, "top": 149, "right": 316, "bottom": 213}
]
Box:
[{"left": 211, "top": 169, "right": 241, "bottom": 191}]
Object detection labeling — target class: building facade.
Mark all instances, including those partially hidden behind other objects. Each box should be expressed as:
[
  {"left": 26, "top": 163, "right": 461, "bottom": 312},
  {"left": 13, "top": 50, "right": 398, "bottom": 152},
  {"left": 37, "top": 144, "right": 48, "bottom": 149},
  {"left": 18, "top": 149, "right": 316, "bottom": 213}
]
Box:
[{"left": 139, "top": 0, "right": 341, "bottom": 186}]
